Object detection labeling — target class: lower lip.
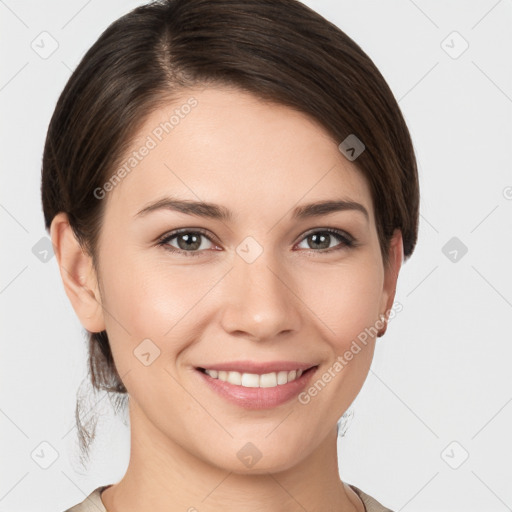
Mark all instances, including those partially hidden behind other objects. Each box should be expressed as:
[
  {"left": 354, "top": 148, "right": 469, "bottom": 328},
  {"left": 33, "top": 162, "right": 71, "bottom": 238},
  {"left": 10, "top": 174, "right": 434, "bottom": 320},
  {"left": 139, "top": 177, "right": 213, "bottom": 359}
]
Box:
[{"left": 195, "top": 366, "right": 318, "bottom": 410}]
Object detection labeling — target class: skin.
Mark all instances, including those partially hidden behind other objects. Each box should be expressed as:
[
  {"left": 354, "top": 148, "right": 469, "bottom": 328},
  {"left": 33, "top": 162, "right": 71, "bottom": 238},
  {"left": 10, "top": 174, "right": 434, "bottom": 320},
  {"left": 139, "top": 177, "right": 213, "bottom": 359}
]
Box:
[{"left": 51, "top": 85, "right": 403, "bottom": 512}]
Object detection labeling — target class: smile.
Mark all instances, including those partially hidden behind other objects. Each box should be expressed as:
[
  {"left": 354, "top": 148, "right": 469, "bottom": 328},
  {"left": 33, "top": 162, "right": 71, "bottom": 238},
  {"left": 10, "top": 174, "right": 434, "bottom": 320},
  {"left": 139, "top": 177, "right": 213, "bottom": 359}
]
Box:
[
  {"left": 200, "top": 368, "right": 306, "bottom": 387},
  {"left": 195, "top": 364, "right": 319, "bottom": 409}
]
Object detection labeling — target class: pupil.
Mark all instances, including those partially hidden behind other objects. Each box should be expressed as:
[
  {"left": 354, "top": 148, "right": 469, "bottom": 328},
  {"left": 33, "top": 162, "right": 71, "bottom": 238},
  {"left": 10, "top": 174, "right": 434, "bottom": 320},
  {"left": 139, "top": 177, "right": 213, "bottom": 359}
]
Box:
[
  {"left": 310, "top": 233, "right": 330, "bottom": 250},
  {"left": 178, "top": 233, "right": 200, "bottom": 250}
]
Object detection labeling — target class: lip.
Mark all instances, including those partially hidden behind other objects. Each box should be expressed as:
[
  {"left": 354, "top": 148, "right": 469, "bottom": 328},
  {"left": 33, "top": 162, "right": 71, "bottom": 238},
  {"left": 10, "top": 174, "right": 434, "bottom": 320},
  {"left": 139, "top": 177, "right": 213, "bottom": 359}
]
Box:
[
  {"left": 194, "top": 364, "right": 319, "bottom": 410},
  {"left": 196, "top": 360, "right": 316, "bottom": 374}
]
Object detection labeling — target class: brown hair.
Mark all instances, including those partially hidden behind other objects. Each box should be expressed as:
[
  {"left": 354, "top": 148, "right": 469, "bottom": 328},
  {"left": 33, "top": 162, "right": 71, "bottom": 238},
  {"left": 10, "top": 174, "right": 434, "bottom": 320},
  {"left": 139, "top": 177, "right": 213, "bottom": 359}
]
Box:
[{"left": 41, "top": 0, "right": 419, "bottom": 462}]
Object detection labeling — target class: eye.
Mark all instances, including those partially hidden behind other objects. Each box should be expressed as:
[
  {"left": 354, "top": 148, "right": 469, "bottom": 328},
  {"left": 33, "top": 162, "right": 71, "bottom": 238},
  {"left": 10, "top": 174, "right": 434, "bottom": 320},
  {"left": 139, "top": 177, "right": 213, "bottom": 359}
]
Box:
[
  {"left": 296, "top": 228, "right": 356, "bottom": 253},
  {"left": 157, "top": 227, "right": 357, "bottom": 257},
  {"left": 157, "top": 229, "right": 218, "bottom": 257}
]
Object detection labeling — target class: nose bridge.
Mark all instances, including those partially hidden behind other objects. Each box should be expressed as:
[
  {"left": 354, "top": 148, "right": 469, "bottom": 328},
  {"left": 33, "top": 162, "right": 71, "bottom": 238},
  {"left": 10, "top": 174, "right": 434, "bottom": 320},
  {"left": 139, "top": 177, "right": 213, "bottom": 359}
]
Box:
[{"left": 219, "top": 239, "right": 300, "bottom": 340}]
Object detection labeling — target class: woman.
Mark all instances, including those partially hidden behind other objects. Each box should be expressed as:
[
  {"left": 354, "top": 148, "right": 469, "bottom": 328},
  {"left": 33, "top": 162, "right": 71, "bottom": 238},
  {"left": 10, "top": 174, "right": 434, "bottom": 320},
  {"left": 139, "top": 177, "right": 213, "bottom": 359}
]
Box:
[{"left": 42, "top": 0, "right": 419, "bottom": 510}]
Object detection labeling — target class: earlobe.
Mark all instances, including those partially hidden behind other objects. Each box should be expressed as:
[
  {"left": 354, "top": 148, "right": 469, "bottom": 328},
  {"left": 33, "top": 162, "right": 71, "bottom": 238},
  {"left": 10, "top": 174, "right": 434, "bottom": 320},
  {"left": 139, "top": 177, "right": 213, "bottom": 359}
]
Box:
[
  {"left": 378, "top": 229, "right": 404, "bottom": 337},
  {"left": 50, "top": 212, "right": 106, "bottom": 333}
]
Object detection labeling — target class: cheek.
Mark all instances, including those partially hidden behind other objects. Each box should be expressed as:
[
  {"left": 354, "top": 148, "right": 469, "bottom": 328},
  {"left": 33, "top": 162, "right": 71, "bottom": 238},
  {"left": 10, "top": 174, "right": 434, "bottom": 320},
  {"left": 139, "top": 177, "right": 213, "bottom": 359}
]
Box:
[
  {"left": 297, "top": 257, "right": 384, "bottom": 349},
  {"left": 97, "top": 252, "right": 222, "bottom": 360},
  {"left": 98, "top": 239, "right": 383, "bottom": 374}
]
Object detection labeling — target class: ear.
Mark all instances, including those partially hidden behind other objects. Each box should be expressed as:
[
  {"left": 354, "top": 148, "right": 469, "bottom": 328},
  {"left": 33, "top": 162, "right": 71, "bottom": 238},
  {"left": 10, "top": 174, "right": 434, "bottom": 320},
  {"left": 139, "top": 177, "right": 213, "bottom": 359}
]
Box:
[
  {"left": 378, "top": 229, "right": 403, "bottom": 337},
  {"left": 50, "top": 212, "right": 106, "bottom": 333}
]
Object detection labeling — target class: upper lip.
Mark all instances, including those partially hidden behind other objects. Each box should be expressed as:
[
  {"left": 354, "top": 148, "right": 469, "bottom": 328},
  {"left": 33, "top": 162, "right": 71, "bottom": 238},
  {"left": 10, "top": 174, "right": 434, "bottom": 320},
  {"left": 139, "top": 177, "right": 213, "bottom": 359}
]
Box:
[{"left": 197, "top": 361, "right": 318, "bottom": 374}]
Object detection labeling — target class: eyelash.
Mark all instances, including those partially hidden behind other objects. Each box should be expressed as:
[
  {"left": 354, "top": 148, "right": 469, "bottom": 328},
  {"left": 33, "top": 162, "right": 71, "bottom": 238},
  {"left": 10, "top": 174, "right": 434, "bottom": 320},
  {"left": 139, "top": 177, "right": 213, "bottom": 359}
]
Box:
[{"left": 156, "top": 227, "right": 357, "bottom": 257}]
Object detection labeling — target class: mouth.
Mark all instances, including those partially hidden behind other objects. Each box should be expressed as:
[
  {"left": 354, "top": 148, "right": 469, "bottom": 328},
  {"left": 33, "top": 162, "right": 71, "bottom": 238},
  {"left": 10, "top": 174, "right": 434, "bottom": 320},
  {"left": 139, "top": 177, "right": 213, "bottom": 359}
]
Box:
[
  {"left": 196, "top": 365, "right": 318, "bottom": 388},
  {"left": 194, "top": 363, "right": 319, "bottom": 409}
]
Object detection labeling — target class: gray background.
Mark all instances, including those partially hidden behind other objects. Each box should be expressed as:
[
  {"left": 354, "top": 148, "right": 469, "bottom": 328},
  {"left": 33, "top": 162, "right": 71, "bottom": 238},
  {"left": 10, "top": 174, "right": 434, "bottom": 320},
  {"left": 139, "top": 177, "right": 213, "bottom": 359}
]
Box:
[{"left": 1, "top": 0, "right": 511, "bottom": 510}]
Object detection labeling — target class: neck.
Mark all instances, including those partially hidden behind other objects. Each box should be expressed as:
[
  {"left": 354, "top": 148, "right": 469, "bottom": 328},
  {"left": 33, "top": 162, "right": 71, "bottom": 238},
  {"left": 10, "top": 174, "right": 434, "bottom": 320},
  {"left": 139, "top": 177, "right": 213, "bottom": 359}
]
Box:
[{"left": 101, "top": 399, "right": 363, "bottom": 512}]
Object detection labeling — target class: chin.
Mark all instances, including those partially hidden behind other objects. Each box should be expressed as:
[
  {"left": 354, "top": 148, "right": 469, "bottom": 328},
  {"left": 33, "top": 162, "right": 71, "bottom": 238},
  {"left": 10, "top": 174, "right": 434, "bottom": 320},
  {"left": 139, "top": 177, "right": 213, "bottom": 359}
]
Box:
[{"left": 204, "top": 443, "right": 304, "bottom": 475}]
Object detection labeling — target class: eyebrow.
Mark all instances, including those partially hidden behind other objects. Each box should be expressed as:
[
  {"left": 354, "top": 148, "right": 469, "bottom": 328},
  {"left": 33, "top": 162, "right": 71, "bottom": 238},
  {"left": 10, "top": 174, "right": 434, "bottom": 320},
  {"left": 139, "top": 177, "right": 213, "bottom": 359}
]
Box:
[{"left": 135, "top": 197, "right": 369, "bottom": 222}]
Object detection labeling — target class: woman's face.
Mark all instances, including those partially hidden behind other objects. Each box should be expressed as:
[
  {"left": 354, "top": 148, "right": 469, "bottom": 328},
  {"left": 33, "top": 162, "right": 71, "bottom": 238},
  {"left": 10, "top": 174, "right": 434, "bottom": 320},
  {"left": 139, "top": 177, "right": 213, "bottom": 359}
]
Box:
[{"left": 89, "top": 85, "right": 400, "bottom": 473}]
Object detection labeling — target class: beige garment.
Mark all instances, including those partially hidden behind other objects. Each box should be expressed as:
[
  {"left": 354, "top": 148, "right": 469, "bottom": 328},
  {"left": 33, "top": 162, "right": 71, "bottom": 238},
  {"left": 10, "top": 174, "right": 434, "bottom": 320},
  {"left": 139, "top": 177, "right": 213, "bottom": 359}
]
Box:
[{"left": 63, "top": 483, "right": 394, "bottom": 512}]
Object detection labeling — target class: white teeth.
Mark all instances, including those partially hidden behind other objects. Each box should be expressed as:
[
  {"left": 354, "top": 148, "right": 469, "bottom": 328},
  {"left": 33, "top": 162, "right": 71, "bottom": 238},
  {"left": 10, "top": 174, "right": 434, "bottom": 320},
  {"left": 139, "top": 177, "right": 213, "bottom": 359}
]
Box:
[
  {"left": 203, "top": 368, "right": 306, "bottom": 387},
  {"left": 277, "top": 371, "right": 288, "bottom": 385},
  {"left": 227, "top": 371, "right": 242, "bottom": 385},
  {"left": 241, "top": 373, "right": 260, "bottom": 387},
  {"left": 259, "top": 372, "right": 277, "bottom": 388}
]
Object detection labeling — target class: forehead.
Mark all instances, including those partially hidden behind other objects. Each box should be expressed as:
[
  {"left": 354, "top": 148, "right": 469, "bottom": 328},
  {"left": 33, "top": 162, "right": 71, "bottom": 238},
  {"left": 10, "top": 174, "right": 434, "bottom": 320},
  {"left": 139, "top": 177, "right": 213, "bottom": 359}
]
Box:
[{"left": 105, "top": 86, "right": 374, "bottom": 222}]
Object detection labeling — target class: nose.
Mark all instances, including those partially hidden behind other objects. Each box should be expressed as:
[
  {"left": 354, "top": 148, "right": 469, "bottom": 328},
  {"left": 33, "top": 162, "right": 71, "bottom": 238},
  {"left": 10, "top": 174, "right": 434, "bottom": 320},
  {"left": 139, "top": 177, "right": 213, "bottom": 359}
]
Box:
[{"left": 219, "top": 246, "right": 302, "bottom": 342}]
